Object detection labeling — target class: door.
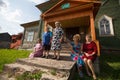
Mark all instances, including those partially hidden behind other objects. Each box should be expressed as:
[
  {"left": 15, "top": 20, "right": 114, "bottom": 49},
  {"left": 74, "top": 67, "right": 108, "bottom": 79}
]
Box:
[{"left": 65, "top": 27, "right": 79, "bottom": 41}]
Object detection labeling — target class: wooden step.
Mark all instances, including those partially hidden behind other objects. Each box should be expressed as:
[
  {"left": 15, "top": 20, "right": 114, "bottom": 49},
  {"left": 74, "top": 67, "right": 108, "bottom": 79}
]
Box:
[
  {"left": 1, "top": 57, "right": 76, "bottom": 80},
  {"left": 45, "top": 52, "right": 72, "bottom": 61},
  {"left": 4, "top": 62, "right": 42, "bottom": 73},
  {"left": 60, "top": 50, "right": 71, "bottom": 53},
  {"left": 2, "top": 63, "right": 45, "bottom": 80},
  {"left": 61, "top": 48, "right": 71, "bottom": 51},
  {"left": 16, "top": 58, "right": 74, "bottom": 72}
]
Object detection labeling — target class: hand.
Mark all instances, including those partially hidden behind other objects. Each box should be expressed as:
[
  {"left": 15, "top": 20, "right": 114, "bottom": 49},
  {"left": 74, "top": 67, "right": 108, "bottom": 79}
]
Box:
[
  {"left": 49, "top": 42, "right": 51, "bottom": 45},
  {"left": 85, "top": 53, "right": 91, "bottom": 57},
  {"left": 59, "top": 38, "right": 62, "bottom": 42},
  {"left": 76, "top": 53, "right": 80, "bottom": 56},
  {"left": 33, "top": 50, "right": 36, "bottom": 53}
]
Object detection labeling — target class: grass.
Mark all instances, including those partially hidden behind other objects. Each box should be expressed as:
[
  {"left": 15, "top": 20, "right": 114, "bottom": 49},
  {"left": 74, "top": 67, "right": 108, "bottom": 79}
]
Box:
[
  {"left": 98, "top": 53, "right": 120, "bottom": 79},
  {"left": 50, "top": 69, "right": 57, "bottom": 75},
  {"left": 0, "top": 49, "right": 31, "bottom": 72},
  {"left": 0, "top": 49, "right": 120, "bottom": 79},
  {"left": 16, "top": 71, "right": 43, "bottom": 80}
]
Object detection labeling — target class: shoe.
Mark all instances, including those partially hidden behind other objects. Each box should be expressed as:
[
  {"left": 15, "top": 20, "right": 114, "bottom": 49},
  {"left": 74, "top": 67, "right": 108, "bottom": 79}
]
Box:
[
  {"left": 56, "top": 57, "right": 60, "bottom": 60},
  {"left": 41, "top": 56, "right": 45, "bottom": 58},
  {"left": 79, "top": 71, "right": 83, "bottom": 78},
  {"left": 52, "top": 56, "right": 57, "bottom": 59},
  {"left": 87, "top": 72, "right": 91, "bottom": 77},
  {"left": 45, "top": 56, "right": 48, "bottom": 59},
  {"left": 93, "top": 75, "right": 97, "bottom": 80}
]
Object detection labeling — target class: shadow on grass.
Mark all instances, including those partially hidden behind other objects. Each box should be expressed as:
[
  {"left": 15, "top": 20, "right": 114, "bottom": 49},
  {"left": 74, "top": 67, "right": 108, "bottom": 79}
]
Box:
[{"left": 98, "top": 53, "right": 120, "bottom": 79}]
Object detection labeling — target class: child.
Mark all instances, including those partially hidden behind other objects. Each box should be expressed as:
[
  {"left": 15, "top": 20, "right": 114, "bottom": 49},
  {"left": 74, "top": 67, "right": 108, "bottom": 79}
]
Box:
[
  {"left": 67, "top": 34, "right": 84, "bottom": 77},
  {"left": 29, "top": 39, "right": 43, "bottom": 58},
  {"left": 42, "top": 25, "right": 52, "bottom": 58}
]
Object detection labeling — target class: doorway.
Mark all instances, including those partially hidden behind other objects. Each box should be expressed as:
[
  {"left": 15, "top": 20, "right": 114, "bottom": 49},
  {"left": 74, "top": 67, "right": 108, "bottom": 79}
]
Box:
[{"left": 65, "top": 27, "right": 80, "bottom": 41}]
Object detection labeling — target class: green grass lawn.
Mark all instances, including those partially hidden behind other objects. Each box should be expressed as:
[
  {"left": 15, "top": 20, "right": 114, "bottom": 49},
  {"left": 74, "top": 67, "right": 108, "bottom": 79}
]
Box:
[
  {"left": 0, "top": 49, "right": 31, "bottom": 72},
  {"left": 0, "top": 49, "right": 120, "bottom": 79}
]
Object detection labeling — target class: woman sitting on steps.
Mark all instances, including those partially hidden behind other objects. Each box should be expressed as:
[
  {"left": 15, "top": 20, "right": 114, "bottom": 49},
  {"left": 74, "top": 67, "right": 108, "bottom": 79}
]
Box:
[
  {"left": 67, "top": 34, "right": 84, "bottom": 78},
  {"left": 82, "top": 34, "right": 97, "bottom": 80}
]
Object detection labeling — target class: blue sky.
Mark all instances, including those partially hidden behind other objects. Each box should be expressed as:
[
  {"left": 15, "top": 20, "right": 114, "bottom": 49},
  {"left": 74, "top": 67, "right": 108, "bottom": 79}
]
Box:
[{"left": 0, "top": 0, "right": 48, "bottom": 35}]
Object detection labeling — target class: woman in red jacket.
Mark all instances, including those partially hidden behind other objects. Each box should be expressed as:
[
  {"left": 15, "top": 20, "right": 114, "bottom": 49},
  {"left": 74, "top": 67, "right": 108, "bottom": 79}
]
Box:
[{"left": 82, "top": 34, "right": 97, "bottom": 80}]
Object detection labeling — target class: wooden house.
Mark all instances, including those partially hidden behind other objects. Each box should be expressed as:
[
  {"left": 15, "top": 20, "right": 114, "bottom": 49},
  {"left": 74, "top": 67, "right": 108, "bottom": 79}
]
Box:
[
  {"left": 21, "top": 0, "right": 120, "bottom": 52},
  {"left": 20, "top": 20, "right": 40, "bottom": 49}
]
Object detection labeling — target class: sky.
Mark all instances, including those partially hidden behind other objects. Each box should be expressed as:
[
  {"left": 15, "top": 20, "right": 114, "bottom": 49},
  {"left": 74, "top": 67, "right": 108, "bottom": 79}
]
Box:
[{"left": 0, "top": 0, "right": 48, "bottom": 35}]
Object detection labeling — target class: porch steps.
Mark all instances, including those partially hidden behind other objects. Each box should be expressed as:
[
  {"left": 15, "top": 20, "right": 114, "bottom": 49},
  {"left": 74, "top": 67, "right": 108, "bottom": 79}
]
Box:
[
  {"left": 16, "top": 58, "right": 74, "bottom": 71},
  {"left": 1, "top": 58, "right": 75, "bottom": 80}
]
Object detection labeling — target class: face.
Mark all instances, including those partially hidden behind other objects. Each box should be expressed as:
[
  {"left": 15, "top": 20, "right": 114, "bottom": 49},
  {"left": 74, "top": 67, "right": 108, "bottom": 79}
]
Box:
[
  {"left": 85, "top": 35, "right": 91, "bottom": 42},
  {"left": 55, "top": 22, "right": 61, "bottom": 27},
  {"left": 37, "top": 39, "right": 41, "bottom": 43},
  {"left": 73, "top": 37, "right": 79, "bottom": 42}
]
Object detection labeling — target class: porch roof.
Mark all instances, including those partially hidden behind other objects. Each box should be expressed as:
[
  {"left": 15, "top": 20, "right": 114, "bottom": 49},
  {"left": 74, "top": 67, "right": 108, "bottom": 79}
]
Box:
[
  {"left": 36, "top": 0, "right": 60, "bottom": 12},
  {"left": 49, "top": 16, "right": 90, "bottom": 28},
  {"left": 41, "top": 0, "right": 101, "bottom": 21}
]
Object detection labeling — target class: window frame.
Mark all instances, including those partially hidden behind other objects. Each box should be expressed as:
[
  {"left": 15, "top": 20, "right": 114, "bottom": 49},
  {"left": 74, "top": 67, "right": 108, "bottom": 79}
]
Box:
[
  {"left": 98, "top": 15, "right": 114, "bottom": 37},
  {"left": 27, "top": 31, "right": 34, "bottom": 42}
]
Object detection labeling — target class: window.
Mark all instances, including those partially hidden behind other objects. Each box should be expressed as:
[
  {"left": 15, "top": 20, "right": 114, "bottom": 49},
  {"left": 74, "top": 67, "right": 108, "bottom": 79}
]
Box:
[
  {"left": 27, "top": 32, "right": 34, "bottom": 42},
  {"left": 98, "top": 15, "right": 114, "bottom": 36}
]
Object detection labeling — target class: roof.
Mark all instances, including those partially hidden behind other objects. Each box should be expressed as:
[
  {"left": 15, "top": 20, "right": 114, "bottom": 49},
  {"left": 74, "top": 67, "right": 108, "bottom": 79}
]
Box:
[
  {"left": 0, "top": 32, "right": 10, "bottom": 35},
  {"left": 36, "top": 0, "right": 60, "bottom": 12},
  {"left": 0, "top": 32, "right": 11, "bottom": 42},
  {"left": 41, "top": 0, "right": 101, "bottom": 20},
  {"left": 20, "top": 20, "right": 40, "bottom": 28}
]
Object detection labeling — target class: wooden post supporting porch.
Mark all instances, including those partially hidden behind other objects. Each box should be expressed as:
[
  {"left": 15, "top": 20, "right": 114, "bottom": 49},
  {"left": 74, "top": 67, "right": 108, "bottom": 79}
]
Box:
[
  {"left": 90, "top": 12, "right": 96, "bottom": 41},
  {"left": 43, "top": 20, "right": 48, "bottom": 32}
]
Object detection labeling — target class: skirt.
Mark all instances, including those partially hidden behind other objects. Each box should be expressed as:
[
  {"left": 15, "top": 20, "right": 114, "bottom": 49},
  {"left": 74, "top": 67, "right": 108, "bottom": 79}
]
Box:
[{"left": 71, "top": 53, "right": 84, "bottom": 67}]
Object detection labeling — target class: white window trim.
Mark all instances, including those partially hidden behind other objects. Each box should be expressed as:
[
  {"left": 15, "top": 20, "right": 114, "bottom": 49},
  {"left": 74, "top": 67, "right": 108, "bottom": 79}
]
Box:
[
  {"left": 98, "top": 15, "right": 114, "bottom": 37},
  {"left": 27, "top": 31, "right": 34, "bottom": 42}
]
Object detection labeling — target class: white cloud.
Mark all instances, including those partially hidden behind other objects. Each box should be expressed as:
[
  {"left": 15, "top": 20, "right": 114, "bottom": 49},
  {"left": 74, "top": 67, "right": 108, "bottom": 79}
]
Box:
[
  {"left": 0, "top": 0, "right": 22, "bottom": 23},
  {"left": 28, "top": 0, "right": 49, "bottom": 4},
  {"left": 0, "top": 0, "right": 9, "bottom": 12},
  {"left": 0, "top": 0, "right": 23, "bottom": 35},
  {"left": 5, "top": 9, "right": 22, "bottom": 23},
  {"left": 0, "top": 0, "right": 7, "bottom": 9}
]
